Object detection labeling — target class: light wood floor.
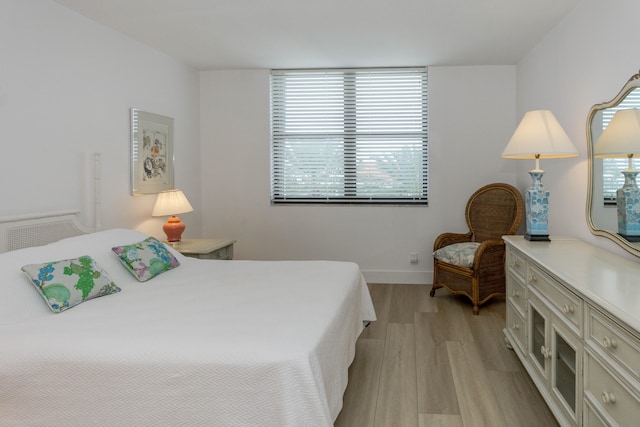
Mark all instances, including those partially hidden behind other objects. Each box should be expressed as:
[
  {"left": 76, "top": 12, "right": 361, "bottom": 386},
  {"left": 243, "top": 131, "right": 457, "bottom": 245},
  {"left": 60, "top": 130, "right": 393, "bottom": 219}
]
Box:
[{"left": 334, "top": 284, "right": 559, "bottom": 427}]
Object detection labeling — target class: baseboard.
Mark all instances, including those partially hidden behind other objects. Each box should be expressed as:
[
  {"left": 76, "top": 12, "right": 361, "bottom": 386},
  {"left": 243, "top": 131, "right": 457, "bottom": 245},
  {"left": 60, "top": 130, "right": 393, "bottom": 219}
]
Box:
[{"left": 361, "top": 269, "right": 432, "bottom": 285}]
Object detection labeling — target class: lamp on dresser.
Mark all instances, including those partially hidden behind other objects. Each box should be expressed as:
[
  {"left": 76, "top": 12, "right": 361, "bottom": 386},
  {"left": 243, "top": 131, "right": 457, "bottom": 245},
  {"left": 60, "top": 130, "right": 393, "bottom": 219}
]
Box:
[
  {"left": 151, "top": 189, "right": 194, "bottom": 243},
  {"left": 593, "top": 108, "right": 640, "bottom": 241},
  {"left": 501, "top": 110, "right": 579, "bottom": 241}
]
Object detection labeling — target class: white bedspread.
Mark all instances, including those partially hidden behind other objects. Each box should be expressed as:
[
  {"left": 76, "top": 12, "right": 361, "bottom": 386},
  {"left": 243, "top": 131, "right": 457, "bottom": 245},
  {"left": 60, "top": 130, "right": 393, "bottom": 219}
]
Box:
[{"left": 0, "top": 229, "right": 375, "bottom": 426}]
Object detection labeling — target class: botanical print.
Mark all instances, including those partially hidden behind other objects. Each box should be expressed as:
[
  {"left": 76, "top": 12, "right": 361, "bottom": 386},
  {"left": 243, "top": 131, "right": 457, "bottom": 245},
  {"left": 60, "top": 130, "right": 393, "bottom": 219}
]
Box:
[
  {"left": 131, "top": 108, "right": 174, "bottom": 195},
  {"left": 142, "top": 129, "right": 168, "bottom": 182}
]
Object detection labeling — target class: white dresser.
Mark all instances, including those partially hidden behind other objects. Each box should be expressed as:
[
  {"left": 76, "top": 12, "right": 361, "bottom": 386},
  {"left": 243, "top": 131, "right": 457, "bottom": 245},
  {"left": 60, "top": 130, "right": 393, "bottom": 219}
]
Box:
[{"left": 503, "top": 236, "right": 640, "bottom": 427}]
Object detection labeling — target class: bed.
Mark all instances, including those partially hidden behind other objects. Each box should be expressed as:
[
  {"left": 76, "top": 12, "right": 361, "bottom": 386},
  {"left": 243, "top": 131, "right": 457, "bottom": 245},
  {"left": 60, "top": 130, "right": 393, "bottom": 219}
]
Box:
[{"left": 0, "top": 212, "right": 376, "bottom": 426}]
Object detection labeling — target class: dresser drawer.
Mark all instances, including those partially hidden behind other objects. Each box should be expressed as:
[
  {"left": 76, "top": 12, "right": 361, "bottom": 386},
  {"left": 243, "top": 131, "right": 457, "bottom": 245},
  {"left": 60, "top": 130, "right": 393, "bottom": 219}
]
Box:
[
  {"left": 586, "top": 306, "right": 640, "bottom": 382},
  {"left": 527, "top": 264, "right": 582, "bottom": 333},
  {"left": 506, "top": 300, "right": 526, "bottom": 356},
  {"left": 205, "top": 245, "right": 233, "bottom": 260},
  {"left": 583, "top": 399, "right": 610, "bottom": 427},
  {"left": 507, "top": 273, "right": 526, "bottom": 315},
  {"left": 584, "top": 350, "right": 640, "bottom": 427},
  {"left": 506, "top": 248, "right": 526, "bottom": 282}
]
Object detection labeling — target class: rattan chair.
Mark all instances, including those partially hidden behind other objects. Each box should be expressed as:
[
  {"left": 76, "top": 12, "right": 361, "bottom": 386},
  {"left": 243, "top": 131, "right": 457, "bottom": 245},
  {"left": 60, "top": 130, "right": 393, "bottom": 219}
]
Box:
[{"left": 430, "top": 183, "right": 524, "bottom": 315}]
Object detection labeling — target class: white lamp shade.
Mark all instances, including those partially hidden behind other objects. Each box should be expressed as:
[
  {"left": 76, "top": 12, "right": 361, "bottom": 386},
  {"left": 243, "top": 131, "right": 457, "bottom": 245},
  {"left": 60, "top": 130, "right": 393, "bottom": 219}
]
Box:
[
  {"left": 501, "top": 110, "right": 579, "bottom": 159},
  {"left": 594, "top": 108, "right": 640, "bottom": 158},
  {"left": 152, "top": 189, "right": 194, "bottom": 217}
]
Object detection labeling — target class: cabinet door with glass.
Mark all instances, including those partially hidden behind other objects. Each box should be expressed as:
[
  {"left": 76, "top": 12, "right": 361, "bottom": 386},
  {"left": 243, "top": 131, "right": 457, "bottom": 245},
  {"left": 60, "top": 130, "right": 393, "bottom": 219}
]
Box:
[
  {"left": 528, "top": 290, "right": 582, "bottom": 426},
  {"left": 528, "top": 295, "right": 550, "bottom": 381},
  {"left": 552, "top": 317, "right": 582, "bottom": 423}
]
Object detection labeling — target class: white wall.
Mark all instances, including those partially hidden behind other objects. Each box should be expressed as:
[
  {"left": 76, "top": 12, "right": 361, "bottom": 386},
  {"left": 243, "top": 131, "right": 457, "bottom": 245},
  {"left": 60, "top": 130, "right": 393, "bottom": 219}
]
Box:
[
  {"left": 517, "top": 0, "right": 640, "bottom": 260},
  {"left": 200, "top": 66, "right": 518, "bottom": 283},
  {"left": 0, "top": 0, "right": 201, "bottom": 238}
]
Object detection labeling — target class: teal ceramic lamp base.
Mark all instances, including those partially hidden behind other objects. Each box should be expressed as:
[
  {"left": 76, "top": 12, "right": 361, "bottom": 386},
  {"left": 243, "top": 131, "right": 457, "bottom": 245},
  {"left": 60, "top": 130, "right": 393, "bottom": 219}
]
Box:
[
  {"left": 524, "top": 170, "right": 550, "bottom": 242},
  {"left": 617, "top": 170, "right": 640, "bottom": 242}
]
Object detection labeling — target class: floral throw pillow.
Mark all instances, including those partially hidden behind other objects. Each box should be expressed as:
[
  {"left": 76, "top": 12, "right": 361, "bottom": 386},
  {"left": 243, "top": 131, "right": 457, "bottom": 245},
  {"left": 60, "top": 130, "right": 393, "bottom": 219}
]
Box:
[
  {"left": 21, "top": 256, "right": 121, "bottom": 313},
  {"left": 433, "top": 242, "right": 481, "bottom": 268},
  {"left": 112, "top": 237, "right": 180, "bottom": 282}
]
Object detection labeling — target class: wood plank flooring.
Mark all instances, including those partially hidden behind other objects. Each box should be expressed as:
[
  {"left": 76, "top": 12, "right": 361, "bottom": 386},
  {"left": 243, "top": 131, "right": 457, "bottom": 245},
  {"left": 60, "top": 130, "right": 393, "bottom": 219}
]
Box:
[{"left": 334, "top": 284, "right": 558, "bottom": 427}]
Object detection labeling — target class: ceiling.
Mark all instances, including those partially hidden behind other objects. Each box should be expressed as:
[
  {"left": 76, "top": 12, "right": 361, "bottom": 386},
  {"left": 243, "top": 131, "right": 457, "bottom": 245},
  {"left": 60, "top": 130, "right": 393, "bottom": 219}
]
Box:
[{"left": 52, "top": 0, "right": 580, "bottom": 71}]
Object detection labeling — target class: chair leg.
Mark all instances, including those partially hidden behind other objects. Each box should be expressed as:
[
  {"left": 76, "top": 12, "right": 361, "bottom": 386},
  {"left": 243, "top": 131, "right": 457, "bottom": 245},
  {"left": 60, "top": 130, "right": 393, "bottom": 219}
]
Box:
[
  {"left": 431, "top": 265, "right": 440, "bottom": 297},
  {"left": 472, "top": 304, "right": 479, "bottom": 315},
  {"left": 431, "top": 263, "right": 438, "bottom": 297},
  {"left": 430, "top": 283, "right": 441, "bottom": 297}
]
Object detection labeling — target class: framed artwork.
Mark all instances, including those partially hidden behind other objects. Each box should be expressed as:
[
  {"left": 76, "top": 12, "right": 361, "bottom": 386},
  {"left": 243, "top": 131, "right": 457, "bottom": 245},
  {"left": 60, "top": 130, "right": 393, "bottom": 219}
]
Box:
[{"left": 130, "top": 108, "right": 174, "bottom": 195}]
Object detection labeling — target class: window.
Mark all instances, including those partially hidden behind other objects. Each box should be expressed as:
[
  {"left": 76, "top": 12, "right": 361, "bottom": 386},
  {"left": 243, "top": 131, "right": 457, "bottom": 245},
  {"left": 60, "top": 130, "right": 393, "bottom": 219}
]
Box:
[
  {"left": 270, "top": 68, "right": 428, "bottom": 205},
  {"left": 600, "top": 87, "right": 640, "bottom": 203}
]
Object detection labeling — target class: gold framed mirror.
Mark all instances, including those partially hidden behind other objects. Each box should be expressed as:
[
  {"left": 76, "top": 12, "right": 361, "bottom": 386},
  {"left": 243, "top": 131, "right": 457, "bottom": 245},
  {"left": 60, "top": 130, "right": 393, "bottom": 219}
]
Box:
[{"left": 586, "top": 70, "right": 640, "bottom": 257}]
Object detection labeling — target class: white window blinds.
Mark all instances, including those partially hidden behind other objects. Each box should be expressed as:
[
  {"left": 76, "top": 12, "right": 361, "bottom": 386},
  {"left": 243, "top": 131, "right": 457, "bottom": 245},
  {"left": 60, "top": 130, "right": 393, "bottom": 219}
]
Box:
[{"left": 270, "top": 68, "right": 428, "bottom": 205}]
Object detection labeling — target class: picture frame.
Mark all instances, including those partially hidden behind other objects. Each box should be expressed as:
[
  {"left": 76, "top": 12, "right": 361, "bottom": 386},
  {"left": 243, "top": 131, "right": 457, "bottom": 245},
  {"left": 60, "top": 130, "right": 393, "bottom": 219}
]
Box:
[{"left": 130, "top": 108, "right": 174, "bottom": 195}]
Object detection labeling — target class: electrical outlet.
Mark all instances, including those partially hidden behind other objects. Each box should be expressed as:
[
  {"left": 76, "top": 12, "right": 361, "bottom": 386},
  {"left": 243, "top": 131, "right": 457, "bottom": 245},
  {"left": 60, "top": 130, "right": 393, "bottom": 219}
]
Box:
[{"left": 409, "top": 252, "right": 419, "bottom": 264}]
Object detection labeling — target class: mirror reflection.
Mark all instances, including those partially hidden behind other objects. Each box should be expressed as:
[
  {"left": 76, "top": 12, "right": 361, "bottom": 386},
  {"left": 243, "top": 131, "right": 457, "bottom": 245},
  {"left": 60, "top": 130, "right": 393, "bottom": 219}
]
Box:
[{"left": 587, "top": 71, "right": 640, "bottom": 256}]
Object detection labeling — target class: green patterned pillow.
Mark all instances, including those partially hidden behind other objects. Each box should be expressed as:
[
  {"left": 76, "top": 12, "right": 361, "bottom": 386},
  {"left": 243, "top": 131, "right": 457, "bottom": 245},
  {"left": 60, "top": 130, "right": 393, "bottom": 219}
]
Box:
[
  {"left": 433, "top": 242, "right": 481, "bottom": 268},
  {"left": 21, "top": 256, "right": 121, "bottom": 313},
  {"left": 112, "top": 236, "right": 180, "bottom": 282}
]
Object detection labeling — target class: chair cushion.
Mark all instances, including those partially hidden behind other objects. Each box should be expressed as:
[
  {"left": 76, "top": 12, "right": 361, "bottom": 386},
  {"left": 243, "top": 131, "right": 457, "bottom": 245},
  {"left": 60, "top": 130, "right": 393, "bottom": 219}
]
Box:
[{"left": 433, "top": 242, "right": 481, "bottom": 268}]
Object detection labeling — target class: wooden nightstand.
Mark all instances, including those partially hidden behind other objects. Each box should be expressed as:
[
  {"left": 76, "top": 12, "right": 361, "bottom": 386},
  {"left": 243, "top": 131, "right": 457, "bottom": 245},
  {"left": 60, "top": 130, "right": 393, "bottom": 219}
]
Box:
[{"left": 169, "top": 238, "right": 236, "bottom": 260}]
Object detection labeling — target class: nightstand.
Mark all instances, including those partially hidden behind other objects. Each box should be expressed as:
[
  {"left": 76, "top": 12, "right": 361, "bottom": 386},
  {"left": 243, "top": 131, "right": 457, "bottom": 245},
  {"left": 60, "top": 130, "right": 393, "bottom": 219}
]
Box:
[{"left": 169, "top": 238, "right": 236, "bottom": 260}]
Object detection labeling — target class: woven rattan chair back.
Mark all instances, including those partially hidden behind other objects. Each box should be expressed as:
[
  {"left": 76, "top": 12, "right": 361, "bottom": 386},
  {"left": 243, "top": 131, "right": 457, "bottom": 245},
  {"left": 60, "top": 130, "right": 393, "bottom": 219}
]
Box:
[{"left": 466, "top": 183, "right": 524, "bottom": 242}]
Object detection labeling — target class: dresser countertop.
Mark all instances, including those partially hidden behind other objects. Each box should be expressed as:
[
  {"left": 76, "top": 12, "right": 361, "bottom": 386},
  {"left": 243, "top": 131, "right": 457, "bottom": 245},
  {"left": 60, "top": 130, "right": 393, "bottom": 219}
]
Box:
[{"left": 503, "top": 236, "right": 640, "bottom": 334}]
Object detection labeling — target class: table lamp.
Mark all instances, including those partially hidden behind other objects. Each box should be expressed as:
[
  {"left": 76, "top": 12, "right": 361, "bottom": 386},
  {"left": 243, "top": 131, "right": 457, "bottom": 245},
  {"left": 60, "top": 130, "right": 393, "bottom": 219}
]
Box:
[
  {"left": 502, "top": 110, "right": 579, "bottom": 241},
  {"left": 152, "top": 189, "right": 194, "bottom": 242},
  {"left": 594, "top": 108, "right": 640, "bottom": 241}
]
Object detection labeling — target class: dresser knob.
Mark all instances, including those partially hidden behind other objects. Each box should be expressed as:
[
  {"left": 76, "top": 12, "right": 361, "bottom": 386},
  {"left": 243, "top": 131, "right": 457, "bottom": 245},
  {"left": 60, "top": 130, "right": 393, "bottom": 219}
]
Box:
[
  {"left": 511, "top": 290, "right": 520, "bottom": 298},
  {"left": 540, "top": 345, "right": 551, "bottom": 359},
  {"left": 562, "top": 304, "right": 574, "bottom": 314},
  {"left": 512, "top": 323, "right": 519, "bottom": 331},
  {"left": 529, "top": 274, "right": 537, "bottom": 283},
  {"left": 601, "top": 391, "right": 616, "bottom": 405},
  {"left": 603, "top": 336, "right": 618, "bottom": 349}
]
